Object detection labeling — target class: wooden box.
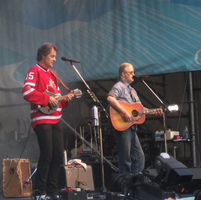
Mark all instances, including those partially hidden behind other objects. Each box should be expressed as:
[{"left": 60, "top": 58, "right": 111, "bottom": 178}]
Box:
[{"left": 3, "top": 159, "right": 32, "bottom": 197}]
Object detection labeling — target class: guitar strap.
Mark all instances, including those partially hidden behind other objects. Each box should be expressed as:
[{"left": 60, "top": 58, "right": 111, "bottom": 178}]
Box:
[
  {"left": 130, "top": 88, "right": 137, "bottom": 102},
  {"left": 49, "top": 69, "right": 70, "bottom": 91},
  {"left": 130, "top": 90, "right": 136, "bottom": 102}
]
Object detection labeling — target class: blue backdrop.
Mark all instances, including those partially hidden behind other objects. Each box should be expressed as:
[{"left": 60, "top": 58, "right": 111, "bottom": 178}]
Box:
[{"left": 0, "top": 0, "right": 201, "bottom": 89}]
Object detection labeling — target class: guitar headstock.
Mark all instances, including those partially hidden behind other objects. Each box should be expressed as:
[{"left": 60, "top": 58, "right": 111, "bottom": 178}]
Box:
[{"left": 73, "top": 89, "right": 82, "bottom": 98}]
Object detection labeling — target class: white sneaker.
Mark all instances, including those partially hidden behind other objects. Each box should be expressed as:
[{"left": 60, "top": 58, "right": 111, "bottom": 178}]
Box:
[
  {"left": 35, "top": 195, "right": 47, "bottom": 200},
  {"left": 46, "top": 194, "right": 61, "bottom": 199}
]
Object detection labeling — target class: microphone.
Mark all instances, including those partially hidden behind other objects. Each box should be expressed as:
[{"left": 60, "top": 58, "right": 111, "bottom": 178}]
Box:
[
  {"left": 23, "top": 167, "right": 37, "bottom": 188},
  {"left": 134, "top": 75, "right": 149, "bottom": 78},
  {"left": 61, "top": 57, "right": 80, "bottom": 63},
  {"left": 23, "top": 180, "right": 29, "bottom": 188}
]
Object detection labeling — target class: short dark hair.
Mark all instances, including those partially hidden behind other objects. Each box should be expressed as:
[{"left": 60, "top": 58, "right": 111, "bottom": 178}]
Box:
[{"left": 37, "top": 42, "right": 58, "bottom": 62}]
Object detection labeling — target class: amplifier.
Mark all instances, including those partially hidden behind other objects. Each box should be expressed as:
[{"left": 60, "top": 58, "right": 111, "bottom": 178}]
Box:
[
  {"left": 61, "top": 165, "right": 95, "bottom": 191},
  {"left": 3, "top": 159, "right": 32, "bottom": 197}
]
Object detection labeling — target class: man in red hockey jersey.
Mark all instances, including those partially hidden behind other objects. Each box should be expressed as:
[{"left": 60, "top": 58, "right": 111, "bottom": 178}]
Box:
[{"left": 22, "top": 43, "right": 74, "bottom": 200}]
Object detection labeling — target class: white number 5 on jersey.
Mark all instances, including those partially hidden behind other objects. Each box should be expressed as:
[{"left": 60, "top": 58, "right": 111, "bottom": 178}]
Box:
[{"left": 26, "top": 72, "right": 34, "bottom": 80}]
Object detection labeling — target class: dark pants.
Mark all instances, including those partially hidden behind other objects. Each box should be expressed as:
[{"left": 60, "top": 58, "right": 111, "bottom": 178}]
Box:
[{"left": 34, "top": 123, "right": 64, "bottom": 195}]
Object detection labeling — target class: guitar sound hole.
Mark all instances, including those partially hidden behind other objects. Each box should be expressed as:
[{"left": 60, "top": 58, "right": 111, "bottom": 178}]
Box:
[
  {"left": 45, "top": 106, "right": 52, "bottom": 111},
  {"left": 132, "top": 110, "right": 138, "bottom": 117}
]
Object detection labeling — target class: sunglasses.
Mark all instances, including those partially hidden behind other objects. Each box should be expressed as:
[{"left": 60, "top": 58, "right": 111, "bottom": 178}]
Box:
[{"left": 124, "top": 71, "right": 134, "bottom": 75}]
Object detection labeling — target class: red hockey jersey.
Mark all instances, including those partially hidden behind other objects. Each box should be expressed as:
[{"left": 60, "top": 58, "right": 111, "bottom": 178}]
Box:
[{"left": 22, "top": 64, "right": 68, "bottom": 128}]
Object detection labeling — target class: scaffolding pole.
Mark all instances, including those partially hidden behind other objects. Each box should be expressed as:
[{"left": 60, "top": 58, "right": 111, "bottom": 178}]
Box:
[{"left": 189, "top": 72, "right": 196, "bottom": 167}]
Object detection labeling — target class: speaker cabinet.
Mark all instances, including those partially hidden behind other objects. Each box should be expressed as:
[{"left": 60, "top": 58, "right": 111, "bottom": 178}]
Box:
[
  {"left": 3, "top": 159, "right": 32, "bottom": 197},
  {"left": 145, "top": 168, "right": 201, "bottom": 194},
  {"left": 62, "top": 165, "right": 95, "bottom": 191},
  {"left": 172, "top": 168, "right": 201, "bottom": 194}
]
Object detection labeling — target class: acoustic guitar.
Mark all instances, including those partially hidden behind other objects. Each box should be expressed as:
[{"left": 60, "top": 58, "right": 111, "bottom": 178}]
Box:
[
  {"left": 110, "top": 100, "right": 161, "bottom": 131},
  {"left": 35, "top": 89, "right": 82, "bottom": 114}
]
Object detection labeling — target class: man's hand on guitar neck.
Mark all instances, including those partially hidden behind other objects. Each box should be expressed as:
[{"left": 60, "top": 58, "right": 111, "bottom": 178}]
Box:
[
  {"left": 157, "top": 107, "right": 163, "bottom": 115},
  {"left": 63, "top": 91, "right": 74, "bottom": 102},
  {"left": 48, "top": 91, "right": 75, "bottom": 109}
]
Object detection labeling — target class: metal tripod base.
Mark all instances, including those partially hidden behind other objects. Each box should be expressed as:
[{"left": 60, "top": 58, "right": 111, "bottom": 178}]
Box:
[{"left": 61, "top": 118, "right": 118, "bottom": 173}]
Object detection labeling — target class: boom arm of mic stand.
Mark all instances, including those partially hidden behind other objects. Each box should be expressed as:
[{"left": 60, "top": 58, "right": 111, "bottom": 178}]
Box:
[
  {"left": 141, "top": 79, "right": 168, "bottom": 109},
  {"left": 141, "top": 78, "right": 169, "bottom": 153},
  {"left": 69, "top": 62, "right": 109, "bottom": 118}
]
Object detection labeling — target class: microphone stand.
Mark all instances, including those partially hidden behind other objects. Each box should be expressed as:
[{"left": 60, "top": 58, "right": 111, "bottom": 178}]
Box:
[
  {"left": 68, "top": 62, "right": 109, "bottom": 118},
  {"left": 64, "top": 61, "right": 118, "bottom": 192},
  {"left": 139, "top": 78, "right": 169, "bottom": 153}
]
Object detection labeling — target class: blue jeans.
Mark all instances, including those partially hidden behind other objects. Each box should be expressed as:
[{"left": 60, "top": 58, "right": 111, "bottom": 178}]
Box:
[
  {"left": 114, "top": 127, "right": 145, "bottom": 173},
  {"left": 34, "top": 123, "right": 64, "bottom": 195}
]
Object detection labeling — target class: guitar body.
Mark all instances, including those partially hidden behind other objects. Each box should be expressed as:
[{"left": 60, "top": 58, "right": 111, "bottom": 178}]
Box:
[
  {"left": 110, "top": 101, "right": 146, "bottom": 131},
  {"left": 38, "top": 105, "right": 59, "bottom": 115},
  {"left": 36, "top": 92, "right": 59, "bottom": 115}
]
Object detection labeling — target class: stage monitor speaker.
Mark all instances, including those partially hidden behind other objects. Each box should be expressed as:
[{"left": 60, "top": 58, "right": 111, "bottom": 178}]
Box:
[
  {"left": 3, "top": 159, "right": 32, "bottom": 197},
  {"left": 135, "top": 183, "right": 176, "bottom": 200},
  {"left": 145, "top": 167, "right": 201, "bottom": 194},
  {"left": 172, "top": 168, "right": 201, "bottom": 194},
  {"left": 63, "top": 165, "right": 95, "bottom": 191}
]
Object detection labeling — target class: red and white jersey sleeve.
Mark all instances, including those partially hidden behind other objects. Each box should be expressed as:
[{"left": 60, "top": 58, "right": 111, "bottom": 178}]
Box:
[{"left": 22, "top": 64, "right": 68, "bottom": 128}]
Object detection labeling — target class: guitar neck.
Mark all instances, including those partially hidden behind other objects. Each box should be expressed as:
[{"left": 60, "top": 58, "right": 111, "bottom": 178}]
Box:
[
  {"left": 54, "top": 89, "right": 81, "bottom": 102},
  {"left": 141, "top": 108, "right": 160, "bottom": 115},
  {"left": 55, "top": 94, "right": 68, "bottom": 102}
]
